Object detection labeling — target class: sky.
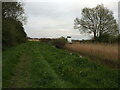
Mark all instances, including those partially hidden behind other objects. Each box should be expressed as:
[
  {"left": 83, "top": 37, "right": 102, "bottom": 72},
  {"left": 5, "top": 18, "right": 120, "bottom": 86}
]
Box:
[{"left": 23, "top": 0, "right": 119, "bottom": 40}]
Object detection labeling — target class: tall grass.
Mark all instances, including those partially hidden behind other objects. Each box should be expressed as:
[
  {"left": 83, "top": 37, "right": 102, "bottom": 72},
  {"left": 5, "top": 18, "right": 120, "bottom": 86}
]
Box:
[{"left": 65, "top": 42, "right": 118, "bottom": 63}]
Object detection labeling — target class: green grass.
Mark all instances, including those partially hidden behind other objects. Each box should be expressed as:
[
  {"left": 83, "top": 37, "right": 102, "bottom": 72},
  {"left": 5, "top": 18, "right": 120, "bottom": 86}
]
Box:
[
  {"left": 0, "top": 52, "right": 2, "bottom": 89},
  {"left": 3, "top": 41, "right": 119, "bottom": 88}
]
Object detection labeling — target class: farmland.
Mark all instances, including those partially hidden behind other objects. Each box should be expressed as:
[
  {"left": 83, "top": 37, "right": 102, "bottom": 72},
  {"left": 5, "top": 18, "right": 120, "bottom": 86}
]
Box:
[{"left": 3, "top": 41, "right": 119, "bottom": 88}]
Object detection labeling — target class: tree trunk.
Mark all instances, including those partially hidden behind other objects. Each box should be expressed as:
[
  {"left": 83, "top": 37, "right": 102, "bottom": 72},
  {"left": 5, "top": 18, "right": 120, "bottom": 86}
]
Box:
[
  {"left": 99, "top": 30, "right": 102, "bottom": 38},
  {"left": 94, "top": 32, "right": 97, "bottom": 40}
]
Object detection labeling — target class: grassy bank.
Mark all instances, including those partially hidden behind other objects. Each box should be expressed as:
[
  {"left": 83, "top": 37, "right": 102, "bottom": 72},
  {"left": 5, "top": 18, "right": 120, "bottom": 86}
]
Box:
[{"left": 3, "top": 41, "right": 119, "bottom": 88}]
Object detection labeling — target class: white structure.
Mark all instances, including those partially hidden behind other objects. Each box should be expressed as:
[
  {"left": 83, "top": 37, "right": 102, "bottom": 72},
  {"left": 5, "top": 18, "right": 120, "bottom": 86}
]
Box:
[{"left": 67, "top": 36, "right": 72, "bottom": 43}]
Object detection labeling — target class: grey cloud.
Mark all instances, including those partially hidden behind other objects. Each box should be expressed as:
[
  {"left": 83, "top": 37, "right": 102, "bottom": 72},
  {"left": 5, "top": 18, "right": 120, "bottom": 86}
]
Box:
[
  {"left": 24, "top": 1, "right": 119, "bottom": 39},
  {"left": 25, "top": 2, "right": 73, "bottom": 18}
]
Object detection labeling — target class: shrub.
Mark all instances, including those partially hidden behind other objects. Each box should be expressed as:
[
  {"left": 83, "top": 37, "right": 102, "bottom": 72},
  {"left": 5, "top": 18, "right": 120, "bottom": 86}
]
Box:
[
  {"left": 40, "top": 38, "right": 52, "bottom": 43},
  {"left": 118, "top": 34, "right": 120, "bottom": 43},
  {"left": 95, "top": 33, "right": 118, "bottom": 43},
  {"left": 51, "top": 37, "right": 67, "bottom": 48},
  {"left": 2, "top": 18, "right": 27, "bottom": 50}
]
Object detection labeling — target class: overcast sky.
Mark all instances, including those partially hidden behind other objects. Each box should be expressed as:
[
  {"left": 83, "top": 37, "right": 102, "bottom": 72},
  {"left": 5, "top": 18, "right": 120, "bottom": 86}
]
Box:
[{"left": 24, "top": 0, "right": 119, "bottom": 40}]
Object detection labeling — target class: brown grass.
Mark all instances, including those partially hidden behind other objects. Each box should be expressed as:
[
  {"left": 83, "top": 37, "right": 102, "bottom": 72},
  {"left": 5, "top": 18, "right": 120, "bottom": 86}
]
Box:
[{"left": 65, "top": 42, "right": 118, "bottom": 63}]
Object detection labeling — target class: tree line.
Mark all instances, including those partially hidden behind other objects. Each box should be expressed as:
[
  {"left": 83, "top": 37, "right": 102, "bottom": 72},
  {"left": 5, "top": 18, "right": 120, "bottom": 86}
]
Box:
[
  {"left": 2, "top": 1, "right": 27, "bottom": 50},
  {"left": 2, "top": 3, "right": 119, "bottom": 50}
]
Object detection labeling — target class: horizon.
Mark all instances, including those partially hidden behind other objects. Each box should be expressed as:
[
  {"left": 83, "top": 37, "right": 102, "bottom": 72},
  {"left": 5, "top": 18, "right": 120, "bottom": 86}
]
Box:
[{"left": 24, "top": 0, "right": 119, "bottom": 40}]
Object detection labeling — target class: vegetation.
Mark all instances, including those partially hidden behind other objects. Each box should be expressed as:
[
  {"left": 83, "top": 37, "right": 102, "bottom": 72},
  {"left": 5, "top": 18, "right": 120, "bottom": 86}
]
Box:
[
  {"left": 95, "top": 33, "right": 119, "bottom": 43},
  {"left": 74, "top": 4, "right": 118, "bottom": 40},
  {"left": 65, "top": 42, "right": 118, "bottom": 66},
  {"left": 50, "top": 37, "right": 67, "bottom": 48},
  {"left": 3, "top": 42, "right": 119, "bottom": 88},
  {"left": 2, "top": 1, "right": 27, "bottom": 50},
  {"left": 40, "top": 37, "right": 67, "bottom": 48},
  {"left": 2, "top": 1, "right": 119, "bottom": 88}
]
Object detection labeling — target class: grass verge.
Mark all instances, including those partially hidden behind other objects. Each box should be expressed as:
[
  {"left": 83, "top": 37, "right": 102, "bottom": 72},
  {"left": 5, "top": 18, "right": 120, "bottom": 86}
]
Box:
[{"left": 3, "top": 41, "right": 119, "bottom": 88}]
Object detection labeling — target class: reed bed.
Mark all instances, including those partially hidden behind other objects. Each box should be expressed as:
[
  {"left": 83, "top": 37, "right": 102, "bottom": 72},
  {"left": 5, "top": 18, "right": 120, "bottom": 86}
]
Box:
[{"left": 65, "top": 42, "right": 118, "bottom": 63}]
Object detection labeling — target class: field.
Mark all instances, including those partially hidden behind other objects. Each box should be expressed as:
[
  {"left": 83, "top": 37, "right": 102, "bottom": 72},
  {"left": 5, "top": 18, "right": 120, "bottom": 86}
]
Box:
[{"left": 3, "top": 41, "right": 119, "bottom": 88}]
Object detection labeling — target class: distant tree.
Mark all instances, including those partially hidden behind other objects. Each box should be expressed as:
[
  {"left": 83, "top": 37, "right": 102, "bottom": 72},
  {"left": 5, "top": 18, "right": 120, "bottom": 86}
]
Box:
[{"left": 74, "top": 4, "right": 118, "bottom": 39}]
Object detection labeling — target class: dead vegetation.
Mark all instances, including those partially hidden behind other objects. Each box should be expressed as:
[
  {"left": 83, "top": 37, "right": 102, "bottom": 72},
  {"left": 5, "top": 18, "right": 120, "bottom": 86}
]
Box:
[{"left": 65, "top": 42, "right": 118, "bottom": 63}]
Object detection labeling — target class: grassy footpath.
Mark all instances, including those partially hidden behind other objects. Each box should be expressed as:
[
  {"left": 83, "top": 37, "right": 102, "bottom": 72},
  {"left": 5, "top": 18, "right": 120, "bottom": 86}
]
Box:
[{"left": 3, "top": 41, "right": 119, "bottom": 88}]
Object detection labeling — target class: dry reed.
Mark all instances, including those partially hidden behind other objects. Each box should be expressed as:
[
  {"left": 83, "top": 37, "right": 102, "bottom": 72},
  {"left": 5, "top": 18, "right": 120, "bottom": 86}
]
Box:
[{"left": 65, "top": 42, "right": 118, "bottom": 63}]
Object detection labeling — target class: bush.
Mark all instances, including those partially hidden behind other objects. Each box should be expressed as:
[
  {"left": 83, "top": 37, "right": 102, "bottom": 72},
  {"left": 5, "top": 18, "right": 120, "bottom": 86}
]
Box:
[
  {"left": 95, "top": 33, "right": 118, "bottom": 43},
  {"left": 51, "top": 37, "right": 67, "bottom": 48},
  {"left": 118, "top": 34, "right": 120, "bottom": 43},
  {"left": 40, "top": 38, "right": 52, "bottom": 44},
  {"left": 2, "top": 18, "right": 27, "bottom": 50}
]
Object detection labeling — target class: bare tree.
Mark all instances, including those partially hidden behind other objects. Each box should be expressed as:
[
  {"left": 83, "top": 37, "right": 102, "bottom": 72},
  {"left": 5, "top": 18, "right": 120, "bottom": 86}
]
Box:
[{"left": 74, "top": 4, "right": 118, "bottom": 39}]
